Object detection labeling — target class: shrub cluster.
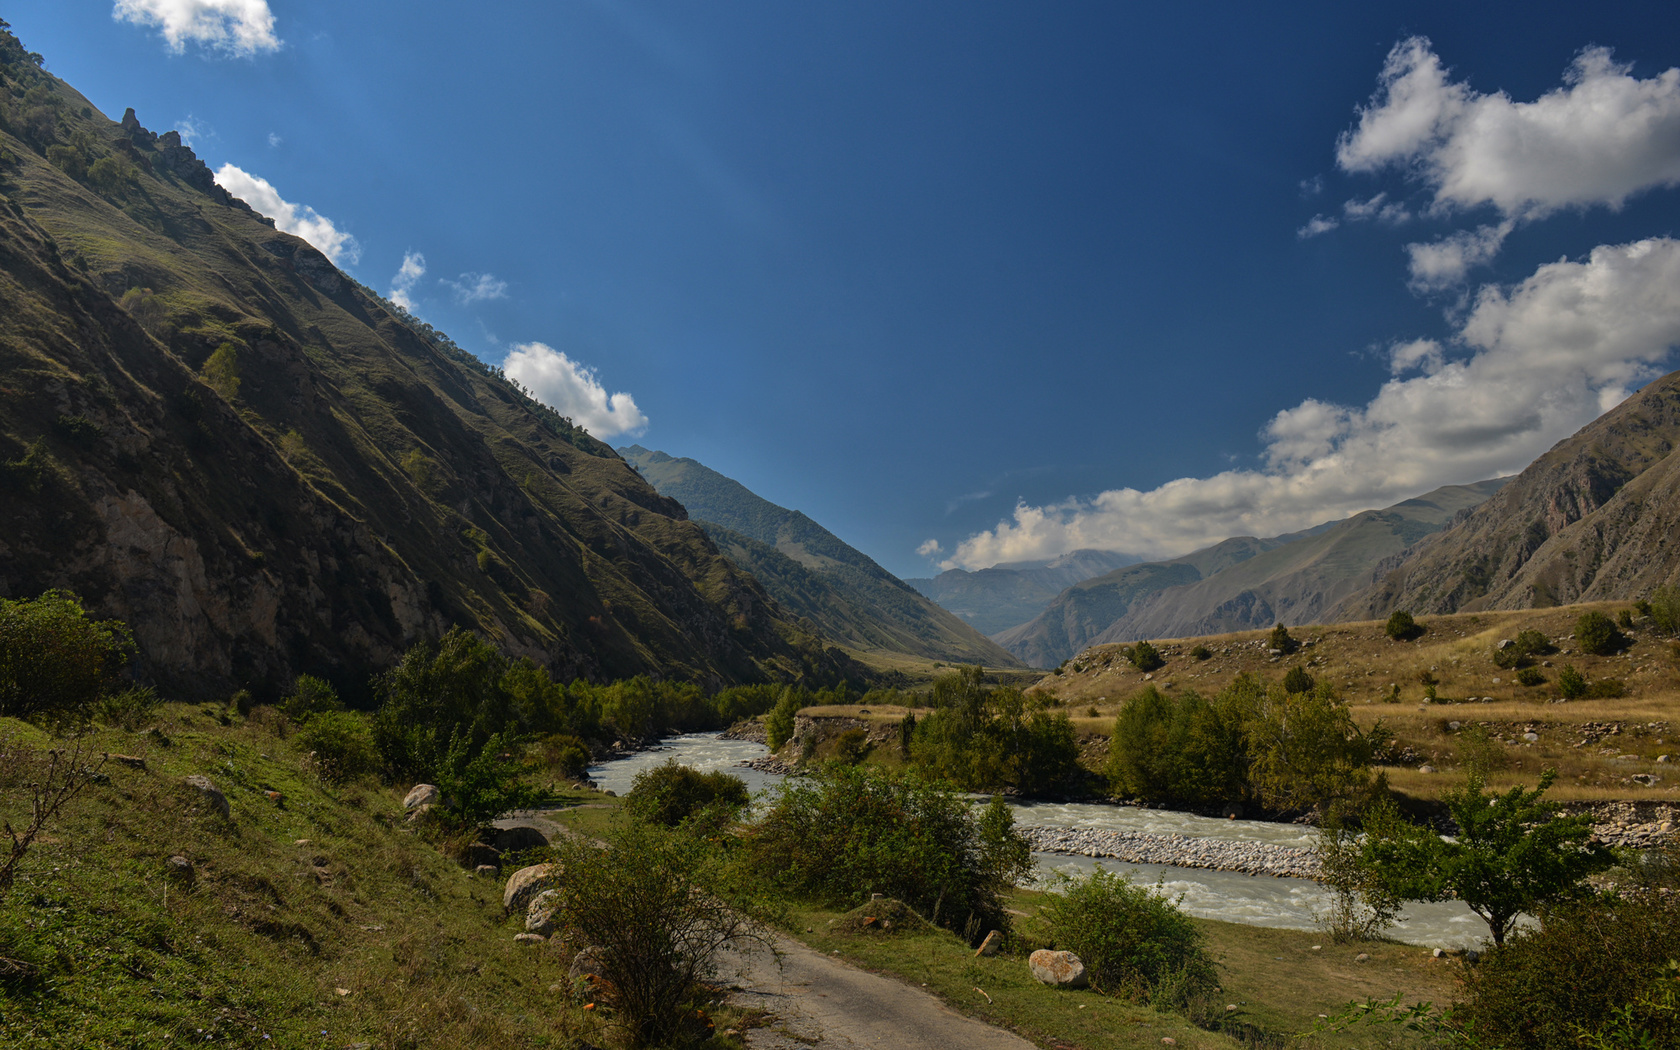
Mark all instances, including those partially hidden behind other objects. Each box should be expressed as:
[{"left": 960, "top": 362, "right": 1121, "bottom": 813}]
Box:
[
  {"left": 625, "top": 760, "right": 750, "bottom": 828},
  {"left": 1039, "top": 867, "right": 1218, "bottom": 1007},
  {"left": 908, "top": 666, "right": 1080, "bottom": 795},
  {"left": 1573, "top": 611, "right": 1627, "bottom": 656},
  {"left": 0, "top": 590, "right": 135, "bottom": 720}
]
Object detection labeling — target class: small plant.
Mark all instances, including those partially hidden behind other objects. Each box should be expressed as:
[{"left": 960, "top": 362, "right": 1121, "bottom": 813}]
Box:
[
  {"left": 1454, "top": 724, "right": 1507, "bottom": 776},
  {"left": 1282, "top": 665, "right": 1315, "bottom": 694},
  {"left": 1416, "top": 669, "right": 1438, "bottom": 687},
  {"left": 1574, "top": 611, "right": 1627, "bottom": 656},
  {"left": 1126, "top": 640, "right": 1164, "bottom": 672},
  {"left": 1, "top": 741, "right": 108, "bottom": 901},
  {"left": 1514, "top": 666, "right": 1547, "bottom": 687},
  {"left": 1188, "top": 645, "right": 1211, "bottom": 661},
  {"left": 1315, "top": 802, "right": 1405, "bottom": 943},
  {"left": 1385, "top": 610, "right": 1423, "bottom": 641},
  {"left": 1618, "top": 608, "right": 1636, "bottom": 629},
  {"left": 280, "top": 674, "right": 341, "bottom": 724},
  {"left": 297, "top": 711, "right": 381, "bottom": 784},
  {"left": 1039, "top": 866, "right": 1218, "bottom": 1007},
  {"left": 1268, "top": 623, "right": 1299, "bottom": 655},
  {"left": 1558, "top": 664, "right": 1587, "bottom": 700},
  {"left": 92, "top": 685, "right": 159, "bottom": 731}
]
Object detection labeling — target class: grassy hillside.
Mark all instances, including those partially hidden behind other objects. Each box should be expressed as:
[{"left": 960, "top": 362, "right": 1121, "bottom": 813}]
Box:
[
  {"left": 1334, "top": 369, "right": 1680, "bottom": 620},
  {"left": 619, "top": 446, "right": 1021, "bottom": 668},
  {"left": 905, "top": 550, "right": 1139, "bottom": 637},
  {"left": 0, "top": 31, "right": 849, "bottom": 699}
]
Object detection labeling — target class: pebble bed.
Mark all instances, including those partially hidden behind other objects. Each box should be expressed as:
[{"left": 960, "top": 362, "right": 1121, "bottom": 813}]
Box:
[{"left": 1021, "top": 825, "right": 1323, "bottom": 880}]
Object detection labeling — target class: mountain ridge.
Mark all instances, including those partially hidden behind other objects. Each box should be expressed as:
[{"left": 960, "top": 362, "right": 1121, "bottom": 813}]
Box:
[{"left": 904, "top": 549, "right": 1140, "bottom": 637}]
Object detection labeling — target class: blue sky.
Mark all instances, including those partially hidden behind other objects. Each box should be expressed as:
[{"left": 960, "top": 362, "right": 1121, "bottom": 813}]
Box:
[{"left": 9, "top": 1, "right": 1680, "bottom": 578}]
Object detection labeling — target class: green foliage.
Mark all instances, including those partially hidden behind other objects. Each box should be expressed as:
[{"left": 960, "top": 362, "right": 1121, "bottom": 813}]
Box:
[
  {"left": 747, "top": 764, "right": 1031, "bottom": 937},
  {"left": 1514, "top": 666, "right": 1547, "bottom": 687},
  {"left": 1453, "top": 898, "right": 1680, "bottom": 1050},
  {"left": 1107, "top": 685, "right": 1246, "bottom": 807},
  {"left": 910, "top": 668, "right": 1080, "bottom": 794},
  {"left": 1188, "top": 644, "right": 1211, "bottom": 661},
  {"left": 1574, "top": 610, "right": 1627, "bottom": 656},
  {"left": 91, "top": 685, "right": 158, "bottom": 731},
  {"left": 1039, "top": 867, "right": 1217, "bottom": 1006},
  {"left": 1652, "top": 585, "right": 1680, "bottom": 636},
  {"left": 537, "top": 732, "right": 592, "bottom": 778},
  {"left": 1314, "top": 801, "right": 1405, "bottom": 943},
  {"left": 1244, "top": 681, "right": 1381, "bottom": 813},
  {"left": 199, "top": 341, "right": 241, "bottom": 400},
  {"left": 1281, "top": 665, "right": 1314, "bottom": 694},
  {"left": 280, "top": 674, "right": 341, "bottom": 724},
  {"left": 1384, "top": 610, "right": 1422, "bottom": 641},
  {"left": 1267, "top": 622, "right": 1298, "bottom": 655},
  {"left": 87, "top": 154, "right": 133, "bottom": 195},
  {"left": 1454, "top": 724, "right": 1508, "bottom": 777},
  {"left": 1361, "top": 770, "right": 1615, "bottom": 945},
  {"left": 2, "top": 439, "right": 55, "bottom": 495},
  {"left": 432, "top": 728, "right": 541, "bottom": 827},
  {"left": 551, "top": 817, "right": 772, "bottom": 1048},
  {"left": 764, "top": 685, "right": 804, "bottom": 750},
  {"left": 295, "top": 710, "right": 380, "bottom": 784},
  {"left": 625, "top": 761, "right": 750, "bottom": 828},
  {"left": 45, "top": 141, "right": 85, "bottom": 179},
  {"left": 1558, "top": 663, "right": 1588, "bottom": 700},
  {"left": 1126, "top": 640, "right": 1164, "bottom": 672},
  {"left": 0, "top": 590, "right": 135, "bottom": 721},
  {"left": 1618, "top": 608, "right": 1636, "bottom": 629}
]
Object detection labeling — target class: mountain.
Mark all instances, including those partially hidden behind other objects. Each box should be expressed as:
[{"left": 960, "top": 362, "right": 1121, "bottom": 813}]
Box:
[
  {"left": 619, "top": 446, "right": 1021, "bottom": 667},
  {"left": 1331, "top": 370, "right": 1680, "bottom": 619},
  {"left": 0, "top": 33, "right": 852, "bottom": 699},
  {"left": 994, "top": 479, "right": 1505, "bottom": 667},
  {"left": 904, "top": 549, "right": 1139, "bottom": 636}
]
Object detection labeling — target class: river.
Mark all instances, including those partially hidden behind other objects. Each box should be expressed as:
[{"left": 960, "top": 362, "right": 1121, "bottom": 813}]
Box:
[{"left": 588, "top": 731, "right": 1498, "bottom": 949}]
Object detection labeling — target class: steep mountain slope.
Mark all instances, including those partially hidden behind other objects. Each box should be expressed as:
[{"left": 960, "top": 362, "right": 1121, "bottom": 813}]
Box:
[
  {"left": 619, "top": 446, "right": 1021, "bottom": 666},
  {"left": 1091, "top": 480, "right": 1507, "bottom": 644},
  {"left": 1331, "top": 370, "right": 1680, "bottom": 619},
  {"left": 904, "top": 549, "right": 1139, "bottom": 636},
  {"left": 0, "top": 34, "right": 849, "bottom": 698},
  {"left": 995, "top": 537, "right": 1284, "bottom": 668}
]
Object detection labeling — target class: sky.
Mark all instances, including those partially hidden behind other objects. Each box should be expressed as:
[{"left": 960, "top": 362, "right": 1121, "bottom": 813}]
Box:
[{"left": 8, "top": 1, "right": 1680, "bottom": 579}]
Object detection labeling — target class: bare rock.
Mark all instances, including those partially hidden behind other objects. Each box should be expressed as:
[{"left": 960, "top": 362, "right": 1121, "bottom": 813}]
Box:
[
  {"left": 1028, "top": 949, "right": 1089, "bottom": 988},
  {"left": 184, "top": 774, "right": 229, "bottom": 818},
  {"left": 527, "top": 889, "right": 564, "bottom": 936},
  {"left": 974, "top": 930, "right": 1003, "bottom": 957},
  {"left": 403, "top": 784, "right": 440, "bottom": 810},
  {"left": 570, "top": 946, "right": 608, "bottom": 983},
  {"left": 493, "top": 825, "right": 549, "bottom": 854},
  {"left": 513, "top": 933, "right": 546, "bottom": 945},
  {"left": 504, "top": 863, "right": 559, "bottom": 916},
  {"left": 474, "top": 864, "right": 498, "bottom": 877},
  {"left": 165, "top": 855, "right": 194, "bottom": 883}
]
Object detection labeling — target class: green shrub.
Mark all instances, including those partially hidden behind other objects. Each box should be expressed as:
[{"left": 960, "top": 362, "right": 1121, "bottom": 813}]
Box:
[
  {"left": 1586, "top": 677, "right": 1627, "bottom": 699},
  {"left": 1267, "top": 623, "right": 1298, "bottom": 655},
  {"left": 1558, "top": 664, "right": 1587, "bottom": 700},
  {"left": 1107, "top": 686, "right": 1246, "bottom": 807},
  {"left": 1574, "top": 611, "right": 1626, "bottom": 656},
  {"left": 433, "top": 729, "right": 541, "bottom": 827},
  {"left": 1126, "top": 640, "right": 1164, "bottom": 672},
  {"left": 1513, "top": 666, "right": 1546, "bottom": 687},
  {"left": 1454, "top": 724, "right": 1508, "bottom": 776},
  {"left": 764, "top": 686, "right": 803, "bottom": 751},
  {"left": 1039, "top": 867, "right": 1217, "bottom": 1006},
  {"left": 1452, "top": 897, "right": 1680, "bottom": 1049},
  {"left": 1618, "top": 608, "right": 1636, "bottom": 629},
  {"left": 296, "top": 711, "right": 380, "bottom": 784},
  {"left": 625, "top": 761, "right": 750, "bottom": 828},
  {"left": 0, "top": 590, "right": 135, "bottom": 720},
  {"left": 538, "top": 732, "right": 592, "bottom": 778},
  {"left": 91, "top": 685, "right": 158, "bottom": 731},
  {"left": 747, "top": 765, "right": 1031, "bottom": 937},
  {"left": 280, "top": 674, "right": 341, "bottom": 724},
  {"left": 1282, "top": 665, "right": 1314, "bottom": 694},
  {"left": 1651, "top": 585, "right": 1680, "bottom": 636},
  {"left": 1384, "top": 610, "right": 1423, "bottom": 641},
  {"left": 1188, "top": 645, "right": 1211, "bottom": 661}
]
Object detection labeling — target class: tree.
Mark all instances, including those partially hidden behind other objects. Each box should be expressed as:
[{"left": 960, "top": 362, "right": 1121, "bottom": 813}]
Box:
[
  {"left": 1651, "top": 585, "right": 1680, "bottom": 636},
  {"left": 0, "top": 590, "right": 135, "bottom": 720},
  {"left": 1384, "top": 610, "right": 1423, "bottom": 641},
  {"left": 1573, "top": 611, "right": 1626, "bottom": 656},
  {"left": 200, "top": 341, "right": 241, "bottom": 400},
  {"left": 1268, "top": 623, "right": 1299, "bottom": 655},
  {"left": 1243, "top": 682, "right": 1381, "bottom": 813},
  {"left": 1126, "top": 640, "right": 1164, "bottom": 672},
  {"left": 1557, "top": 663, "right": 1587, "bottom": 700},
  {"left": 1282, "top": 665, "right": 1315, "bottom": 694},
  {"left": 1361, "top": 770, "right": 1615, "bottom": 946}
]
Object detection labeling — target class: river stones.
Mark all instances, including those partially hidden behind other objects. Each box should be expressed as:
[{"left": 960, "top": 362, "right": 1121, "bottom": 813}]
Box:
[
  {"left": 1029, "top": 949, "right": 1089, "bottom": 988},
  {"left": 1020, "top": 825, "right": 1321, "bottom": 879}
]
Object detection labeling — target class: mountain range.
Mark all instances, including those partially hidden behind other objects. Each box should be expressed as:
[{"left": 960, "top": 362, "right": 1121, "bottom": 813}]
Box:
[
  {"left": 904, "top": 550, "right": 1138, "bottom": 637},
  {"left": 618, "top": 446, "right": 1020, "bottom": 669}
]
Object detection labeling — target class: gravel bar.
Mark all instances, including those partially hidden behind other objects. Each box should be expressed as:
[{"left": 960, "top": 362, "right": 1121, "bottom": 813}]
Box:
[{"left": 1022, "top": 825, "right": 1323, "bottom": 880}]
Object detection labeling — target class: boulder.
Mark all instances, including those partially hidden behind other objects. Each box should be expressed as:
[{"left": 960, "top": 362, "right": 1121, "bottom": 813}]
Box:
[
  {"left": 474, "top": 864, "right": 499, "bottom": 877},
  {"left": 403, "top": 784, "right": 440, "bottom": 810},
  {"left": 569, "top": 946, "right": 608, "bottom": 983},
  {"left": 513, "top": 933, "right": 546, "bottom": 945},
  {"left": 461, "top": 842, "right": 501, "bottom": 870},
  {"left": 184, "top": 775, "right": 230, "bottom": 818},
  {"left": 527, "top": 889, "right": 564, "bottom": 936},
  {"left": 494, "top": 825, "right": 549, "bottom": 854},
  {"left": 974, "top": 930, "right": 1003, "bottom": 957},
  {"left": 504, "top": 863, "right": 559, "bottom": 916},
  {"left": 165, "top": 855, "right": 194, "bottom": 883},
  {"left": 1028, "top": 949, "right": 1088, "bottom": 988}
]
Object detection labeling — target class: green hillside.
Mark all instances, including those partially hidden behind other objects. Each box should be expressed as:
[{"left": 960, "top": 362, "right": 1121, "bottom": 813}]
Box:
[
  {"left": 904, "top": 549, "right": 1139, "bottom": 637},
  {"left": 620, "top": 446, "right": 1021, "bottom": 668},
  {"left": 0, "top": 29, "right": 851, "bottom": 699}
]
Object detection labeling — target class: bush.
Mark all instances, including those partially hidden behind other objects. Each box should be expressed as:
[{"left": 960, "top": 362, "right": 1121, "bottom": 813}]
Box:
[
  {"left": 1188, "top": 645, "right": 1211, "bottom": 661},
  {"left": 747, "top": 765, "right": 1031, "bottom": 937},
  {"left": 280, "top": 674, "right": 341, "bottom": 724},
  {"left": 1267, "top": 623, "right": 1298, "bottom": 655},
  {"left": 1586, "top": 677, "right": 1627, "bottom": 699},
  {"left": 432, "top": 729, "right": 541, "bottom": 827},
  {"left": 1558, "top": 664, "right": 1588, "bottom": 700},
  {"left": 1652, "top": 585, "right": 1680, "bottom": 636},
  {"left": 625, "top": 761, "right": 750, "bottom": 828},
  {"left": 1513, "top": 666, "right": 1546, "bottom": 687},
  {"left": 1384, "top": 610, "right": 1423, "bottom": 641},
  {"left": 763, "top": 686, "right": 803, "bottom": 751},
  {"left": 296, "top": 711, "right": 380, "bottom": 784},
  {"left": 1452, "top": 897, "right": 1680, "bottom": 1049},
  {"left": 1107, "top": 686, "right": 1246, "bottom": 807},
  {"left": 1574, "top": 611, "right": 1626, "bottom": 656},
  {"left": 1282, "top": 665, "right": 1314, "bottom": 694},
  {"left": 91, "top": 685, "right": 158, "bottom": 731},
  {"left": 1126, "top": 640, "right": 1164, "bottom": 672},
  {"left": 1514, "top": 628, "right": 1556, "bottom": 655},
  {"left": 0, "top": 590, "right": 135, "bottom": 720},
  {"left": 1039, "top": 867, "right": 1217, "bottom": 1006},
  {"left": 538, "top": 732, "right": 592, "bottom": 778}
]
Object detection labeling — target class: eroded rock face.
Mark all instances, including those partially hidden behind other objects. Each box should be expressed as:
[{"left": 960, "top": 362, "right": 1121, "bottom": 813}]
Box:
[
  {"left": 504, "top": 863, "right": 559, "bottom": 916},
  {"left": 1028, "top": 949, "right": 1088, "bottom": 988}
]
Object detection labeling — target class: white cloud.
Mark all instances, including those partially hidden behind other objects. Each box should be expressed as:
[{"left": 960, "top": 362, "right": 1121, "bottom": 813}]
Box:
[
  {"left": 1297, "top": 215, "right": 1339, "bottom": 239},
  {"left": 1342, "top": 193, "right": 1410, "bottom": 225},
  {"left": 1404, "top": 221, "right": 1513, "bottom": 291},
  {"left": 946, "top": 238, "right": 1680, "bottom": 569},
  {"left": 267, "top": 131, "right": 281, "bottom": 148},
  {"left": 213, "top": 164, "right": 360, "bottom": 265},
  {"left": 113, "top": 0, "right": 280, "bottom": 55},
  {"left": 503, "top": 342, "right": 648, "bottom": 438},
  {"left": 173, "top": 114, "right": 209, "bottom": 148},
  {"left": 917, "top": 539, "right": 943, "bottom": 558},
  {"left": 1338, "top": 38, "right": 1680, "bottom": 221},
  {"left": 389, "top": 251, "right": 425, "bottom": 311},
  {"left": 444, "top": 272, "right": 509, "bottom": 304}
]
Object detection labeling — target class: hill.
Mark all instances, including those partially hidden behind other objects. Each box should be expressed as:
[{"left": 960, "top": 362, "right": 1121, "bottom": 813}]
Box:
[
  {"left": 619, "top": 446, "right": 1021, "bottom": 668},
  {"left": 995, "top": 480, "right": 1503, "bottom": 668},
  {"left": 1332, "top": 369, "right": 1680, "bottom": 619},
  {"left": 0, "top": 29, "right": 850, "bottom": 699},
  {"left": 904, "top": 549, "right": 1139, "bottom": 637}
]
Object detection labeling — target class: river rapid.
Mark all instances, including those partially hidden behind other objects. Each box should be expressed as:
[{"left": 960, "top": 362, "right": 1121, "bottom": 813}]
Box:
[{"left": 588, "top": 732, "right": 1497, "bottom": 950}]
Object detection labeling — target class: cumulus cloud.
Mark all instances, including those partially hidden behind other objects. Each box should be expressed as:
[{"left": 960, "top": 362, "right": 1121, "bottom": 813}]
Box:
[
  {"left": 113, "top": 0, "right": 280, "bottom": 55},
  {"left": 444, "top": 272, "right": 509, "bottom": 304},
  {"left": 213, "top": 164, "right": 359, "bottom": 264},
  {"left": 1297, "top": 215, "right": 1339, "bottom": 239},
  {"left": 916, "top": 539, "right": 944, "bottom": 558},
  {"left": 1339, "top": 38, "right": 1680, "bottom": 220},
  {"left": 1404, "top": 221, "right": 1514, "bottom": 291},
  {"left": 173, "top": 115, "right": 209, "bottom": 148},
  {"left": 388, "top": 251, "right": 425, "bottom": 311},
  {"left": 503, "top": 342, "right": 648, "bottom": 438},
  {"left": 946, "top": 238, "right": 1680, "bottom": 569}
]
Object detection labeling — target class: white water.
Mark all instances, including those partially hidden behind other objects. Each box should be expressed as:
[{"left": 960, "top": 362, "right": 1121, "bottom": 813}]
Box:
[{"left": 588, "top": 732, "right": 1499, "bottom": 949}]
